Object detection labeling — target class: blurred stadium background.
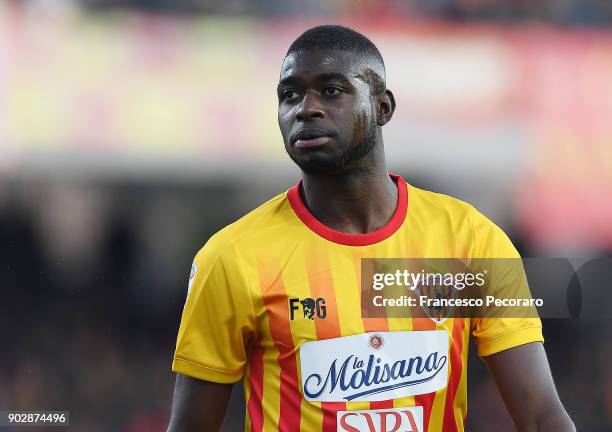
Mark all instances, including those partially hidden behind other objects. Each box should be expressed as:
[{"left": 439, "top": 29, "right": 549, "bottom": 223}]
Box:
[{"left": 1, "top": 0, "right": 611, "bottom": 430}]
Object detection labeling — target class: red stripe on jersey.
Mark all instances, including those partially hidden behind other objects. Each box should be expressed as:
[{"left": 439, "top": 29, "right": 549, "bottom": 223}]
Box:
[
  {"left": 442, "top": 318, "right": 466, "bottom": 432},
  {"left": 412, "top": 317, "right": 437, "bottom": 431},
  {"left": 321, "top": 402, "right": 345, "bottom": 431},
  {"left": 247, "top": 339, "right": 265, "bottom": 432},
  {"left": 369, "top": 400, "right": 395, "bottom": 409},
  {"left": 259, "top": 267, "right": 302, "bottom": 432}
]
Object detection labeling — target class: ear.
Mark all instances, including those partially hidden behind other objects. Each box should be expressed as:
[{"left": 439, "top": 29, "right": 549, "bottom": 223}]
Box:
[{"left": 376, "top": 89, "right": 396, "bottom": 126}]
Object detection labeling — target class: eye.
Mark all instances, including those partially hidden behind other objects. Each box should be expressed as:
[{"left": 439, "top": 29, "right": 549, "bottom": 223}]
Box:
[
  {"left": 323, "top": 87, "right": 342, "bottom": 96},
  {"left": 281, "top": 90, "right": 300, "bottom": 102}
]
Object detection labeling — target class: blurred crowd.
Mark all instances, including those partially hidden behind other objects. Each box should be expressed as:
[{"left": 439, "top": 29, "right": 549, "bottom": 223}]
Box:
[
  {"left": 0, "top": 179, "right": 254, "bottom": 430},
  {"left": 9, "top": 0, "right": 612, "bottom": 25},
  {"left": 1, "top": 179, "right": 611, "bottom": 431}
]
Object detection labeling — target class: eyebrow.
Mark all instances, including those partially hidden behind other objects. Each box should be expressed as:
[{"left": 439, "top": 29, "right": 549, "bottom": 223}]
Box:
[{"left": 277, "top": 72, "right": 353, "bottom": 90}]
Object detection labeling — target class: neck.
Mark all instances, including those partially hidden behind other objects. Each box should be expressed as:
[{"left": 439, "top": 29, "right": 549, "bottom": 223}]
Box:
[{"left": 299, "top": 145, "right": 398, "bottom": 235}]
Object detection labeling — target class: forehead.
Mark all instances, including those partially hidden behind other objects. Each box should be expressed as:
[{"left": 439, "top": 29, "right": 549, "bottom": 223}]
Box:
[{"left": 279, "top": 50, "right": 368, "bottom": 82}]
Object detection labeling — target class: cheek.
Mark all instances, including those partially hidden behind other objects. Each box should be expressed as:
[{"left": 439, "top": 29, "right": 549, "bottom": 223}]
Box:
[
  {"left": 334, "top": 101, "right": 365, "bottom": 136},
  {"left": 350, "top": 102, "right": 371, "bottom": 138},
  {"left": 278, "top": 110, "right": 292, "bottom": 139}
]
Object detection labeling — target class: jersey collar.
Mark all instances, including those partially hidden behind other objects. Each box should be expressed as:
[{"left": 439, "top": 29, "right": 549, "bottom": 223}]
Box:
[{"left": 287, "top": 173, "right": 408, "bottom": 246}]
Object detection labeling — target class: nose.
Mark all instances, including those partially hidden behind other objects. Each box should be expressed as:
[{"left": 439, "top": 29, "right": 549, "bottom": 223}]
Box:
[{"left": 296, "top": 92, "right": 324, "bottom": 121}]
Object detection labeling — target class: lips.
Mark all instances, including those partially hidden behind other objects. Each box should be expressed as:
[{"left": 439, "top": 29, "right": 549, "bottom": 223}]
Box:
[{"left": 291, "top": 129, "right": 334, "bottom": 149}]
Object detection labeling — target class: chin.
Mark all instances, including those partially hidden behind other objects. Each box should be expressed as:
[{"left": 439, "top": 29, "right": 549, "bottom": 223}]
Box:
[{"left": 293, "top": 154, "right": 348, "bottom": 174}]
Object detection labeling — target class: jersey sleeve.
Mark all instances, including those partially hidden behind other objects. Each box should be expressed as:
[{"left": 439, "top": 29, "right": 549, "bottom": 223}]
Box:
[
  {"left": 172, "top": 234, "right": 256, "bottom": 383},
  {"left": 468, "top": 208, "right": 544, "bottom": 357}
]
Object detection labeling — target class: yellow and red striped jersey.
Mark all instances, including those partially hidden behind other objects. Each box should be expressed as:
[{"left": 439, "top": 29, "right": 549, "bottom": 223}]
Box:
[{"left": 173, "top": 174, "right": 543, "bottom": 432}]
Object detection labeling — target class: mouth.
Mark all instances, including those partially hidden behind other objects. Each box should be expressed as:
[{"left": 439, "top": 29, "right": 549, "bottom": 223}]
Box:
[{"left": 291, "top": 129, "right": 334, "bottom": 149}]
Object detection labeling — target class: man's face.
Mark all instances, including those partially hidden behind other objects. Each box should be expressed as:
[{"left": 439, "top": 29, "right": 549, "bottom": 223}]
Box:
[{"left": 277, "top": 50, "right": 378, "bottom": 174}]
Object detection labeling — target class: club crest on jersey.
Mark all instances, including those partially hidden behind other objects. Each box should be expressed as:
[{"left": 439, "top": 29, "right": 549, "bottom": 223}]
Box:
[
  {"left": 415, "top": 281, "right": 454, "bottom": 325},
  {"left": 300, "top": 331, "right": 449, "bottom": 402}
]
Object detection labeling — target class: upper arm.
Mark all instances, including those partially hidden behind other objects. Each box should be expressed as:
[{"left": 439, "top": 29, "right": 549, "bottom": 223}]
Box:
[
  {"left": 468, "top": 206, "right": 544, "bottom": 357},
  {"left": 173, "top": 238, "right": 256, "bottom": 383},
  {"left": 170, "top": 237, "right": 257, "bottom": 429},
  {"left": 469, "top": 209, "right": 574, "bottom": 429},
  {"left": 483, "top": 342, "right": 575, "bottom": 431},
  {"left": 167, "top": 373, "right": 233, "bottom": 432}
]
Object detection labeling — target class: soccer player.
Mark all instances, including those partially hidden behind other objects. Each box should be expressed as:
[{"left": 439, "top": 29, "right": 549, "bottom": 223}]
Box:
[{"left": 167, "top": 25, "right": 574, "bottom": 432}]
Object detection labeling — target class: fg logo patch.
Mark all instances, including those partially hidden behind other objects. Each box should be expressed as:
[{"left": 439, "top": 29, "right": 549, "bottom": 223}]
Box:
[{"left": 289, "top": 297, "right": 327, "bottom": 320}]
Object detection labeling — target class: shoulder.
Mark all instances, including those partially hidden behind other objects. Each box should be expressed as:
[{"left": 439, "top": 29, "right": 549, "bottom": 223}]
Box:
[
  {"left": 194, "top": 190, "right": 295, "bottom": 266},
  {"left": 408, "top": 184, "right": 474, "bottom": 213},
  {"left": 407, "top": 183, "right": 483, "bottom": 224},
  {"left": 407, "top": 184, "right": 517, "bottom": 257}
]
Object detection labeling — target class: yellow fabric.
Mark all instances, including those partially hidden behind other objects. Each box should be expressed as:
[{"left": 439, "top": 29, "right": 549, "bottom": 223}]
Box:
[{"left": 172, "top": 179, "right": 543, "bottom": 431}]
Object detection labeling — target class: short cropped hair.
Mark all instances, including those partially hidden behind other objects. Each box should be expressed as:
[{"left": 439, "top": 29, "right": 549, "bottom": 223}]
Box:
[{"left": 285, "top": 25, "right": 386, "bottom": 94}]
